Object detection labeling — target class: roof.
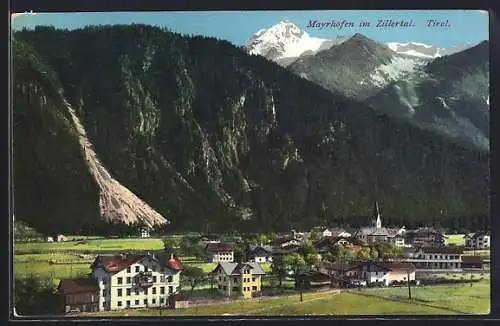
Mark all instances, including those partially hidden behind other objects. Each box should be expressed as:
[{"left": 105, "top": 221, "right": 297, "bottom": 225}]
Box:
[
  {"left": 419, "top": 246, "right": 464, "bottom": 254},
  {"left": 407, "top": 227, "right": 447, "bottom": 238},
  {"left": 213, "top": 262, "right": 266, "bottom": 276},
  {"left": 170, "top": 293, "right": 186, "bottom": 301},
  {"left": 248, "top": 244, "right": 273, "bottom": 253},
  {"left": 315, "top": 236, "right": 356, "bottom": 249},
  {"left": 358, "top": 227, "right": 400, "bottom": 237},
  {"left": 271, "top": 236, "right": 301, "bottom": 245},
  {"left": 273, "top": 245, "right": 300, "bottom": 255},
  {"left": 206, "top": 243, "right": 233, "bottom": 251},
  {"left": 346, "top": 261, "right": 415, "bottom": 272},
  {"left": 298, "top": 270, "right": 331, "bottom": 281},
  {"left": 376, "top": 262, "right": 416, "bottom": 272},
  {"left": 321, "top": 262, "right": 356, "bottom": 271},
  {"left": 91, "top": 252, "right": 182, "bottom": 273},
  {"left": 328, "top": 228, "right": 350, "bottom": 236},
  {"left": 462, "top": 256, "right": 484, "bottom": 263},
  {"left": 158, "top": 254, "right": 183, "bottom": 271},
  {"left": 58, "top": 278, "right": 99, "bottom": 294},
  {"left": 468, "top": 231, "right": 491, "bottom": 239}
]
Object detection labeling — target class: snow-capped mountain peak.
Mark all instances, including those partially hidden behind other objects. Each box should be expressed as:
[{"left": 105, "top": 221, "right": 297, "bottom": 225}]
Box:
[{"left": 244, "top": 21, "right": 329, "bottom": 61}]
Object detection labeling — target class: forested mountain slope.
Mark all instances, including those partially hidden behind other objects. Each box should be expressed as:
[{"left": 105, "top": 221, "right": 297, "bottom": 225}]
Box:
[{"left": 12, "top": 25, "right": 489, "bottom": 234}]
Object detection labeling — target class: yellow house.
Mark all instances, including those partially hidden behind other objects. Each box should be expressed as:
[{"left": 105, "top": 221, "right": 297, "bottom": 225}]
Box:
[{"left": 211, "top": 262, "right": 266, "bottom": 299}]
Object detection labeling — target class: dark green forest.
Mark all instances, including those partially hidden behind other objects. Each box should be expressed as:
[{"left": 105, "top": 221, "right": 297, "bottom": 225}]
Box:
[{"left": 12, "top": 25, "right": 490, "bottom": 235}]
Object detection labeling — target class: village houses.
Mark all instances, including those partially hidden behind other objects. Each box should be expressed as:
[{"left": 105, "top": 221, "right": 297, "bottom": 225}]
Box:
[{"left": 211, "top": 262, "right": 266, "bottom": 299}]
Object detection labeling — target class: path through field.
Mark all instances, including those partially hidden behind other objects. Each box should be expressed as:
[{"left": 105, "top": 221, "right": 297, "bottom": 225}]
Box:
[{"left": 242, "top": 290, "right": 341, "bottom": 316}]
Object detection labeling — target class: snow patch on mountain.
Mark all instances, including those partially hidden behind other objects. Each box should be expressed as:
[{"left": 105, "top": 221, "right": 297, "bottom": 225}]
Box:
[
  {"left": 387, "top": 42, "right": 475, "bottom": 59},
  {"left": 365, "top": 56, "right": 425, "bottom": 88}
]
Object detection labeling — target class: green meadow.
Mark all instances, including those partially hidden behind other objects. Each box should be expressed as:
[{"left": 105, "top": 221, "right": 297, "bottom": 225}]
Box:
[{"left": 79, "top": 280, "right": 490, "bottom": 316}]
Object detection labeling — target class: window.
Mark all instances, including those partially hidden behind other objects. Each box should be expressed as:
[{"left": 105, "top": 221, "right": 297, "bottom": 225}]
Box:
[
  {"left": 127, "top": 267, "right": 131, "bottom": 273},
  {"left": 135, "top": 300, "right": 139, "bottom": 305},
  {"left": 252, "top": 286, "right": 257, "bottom": 291},
  {"left": 152, "top": 266, "right": 156, "bottom": 272},
  {"left": 117, "top": 277, "right": 123, "bottom": 285},
  {"left": 233, "top": 277, "right": 237, "bottom": 283},
  {"left": 144, "top": 299, "right": 148, "bottom": 305},
  {"left": 102, "top": 302, "right": 106, "bottom": 308},
  {"left": 102, "top": 289, "right": 106, "bottom": 297},
  {"left": 153, "top": 276, "right": 157, "bottom": 283},
  {"left": 169, "top": 286, "right": 173, "bottom": 294},
  {"left": 153, "top": 287, "right": 157, "bottom": 294},
  {"left": 168, "top": 276, "right": 173, "bottom": 283},
  {"left": 218, "top": 284, "right": 222, "bottom": 289},
  {"left": 117, "top": 301, "right": 122, "bottom": 307},
  {"left": 103, "top": 278, "right": 107, "bottom": 285},
  {"left": 135, "top": 289, "right": 139, "bottom": 295},
  {"left": 126, "top": 288, "right": 131, "bottom": 296},
  {"left": 223, "top": 286, "right": 227, "bottom": 291},
  {"left": 144, "top": 288, "right": 148, "bottom": 295},
  {"left": 160, "top": 286, "right": 165, "bottom": 294},
  {"left": 135, "top": 266, "right": 140, "bottom": 272},
  {"left": 126, "top": 300, "right": 130, "bottom": 307},
  {"left": 233, "top": 286, "right": 238, "bottom": 291},
  {"left": 219, "top": 276, "right": 222, "bottom": 281},
  {"left": 252, "top": 278, "right": 255, "bottom": 282},
  {"left": 117, "top": 289, "right": 122, "bottom": 297},
  {"left": 160, "top": 298, "right": 164, "bottom": 304},
  {"left": 160, "top": 275, "right": 165, "bottom": 282},
  {"left": 152, "top": 299, "right": 156, "bottom": 304},
  {"left": 126, "top": 277, "right": 131, "bottom": 284}
]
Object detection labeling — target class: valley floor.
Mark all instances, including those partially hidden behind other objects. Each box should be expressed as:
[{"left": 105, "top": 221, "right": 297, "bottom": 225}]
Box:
[{"left": 13, "top": 236, "right": 490, "bottom": 317}]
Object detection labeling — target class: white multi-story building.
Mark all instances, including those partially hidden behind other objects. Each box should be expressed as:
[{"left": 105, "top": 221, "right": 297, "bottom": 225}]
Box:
[
  {"left": 205, "top": 243, "right": 234, "bottom": 263},
  {"left": 402, "top": 247, "right": 463, "bottom": 270},
  {"left": 345, "top": 261, "right": 416, "bottom": 286},
  {"left": 464, "top": 232, "right": 490, "bottom": 250},
  {"left": 90, "top": 252, "right": 182, "bottom": 311},
  {"left": 139, "top": 227, "right": 150, "bottom": 238}
]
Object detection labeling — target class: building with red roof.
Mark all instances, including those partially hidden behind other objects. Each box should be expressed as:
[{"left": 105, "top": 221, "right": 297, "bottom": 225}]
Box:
[
  {"left": 91, "top": 252, "right": 183, "bottom": 311},
  {"left": 57, "top": 278, "right": 99, "bottom": 313},
  {"left": 57, "top": 251, "right": 183, "bottom": 313}
]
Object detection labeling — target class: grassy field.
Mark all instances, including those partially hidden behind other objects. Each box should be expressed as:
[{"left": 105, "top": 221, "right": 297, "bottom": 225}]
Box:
[
  {"left": 14, "top": 238, "right": 164, "bottom": 254},
  {"left": 445, "top": 234, "right": 465, "bottom": 246},
  {"left": 464, "top": 250, "right": 490, "bottom": 256},
  {"left": 14, "top": 260, "right": 92, "bottom": 285},
  {"left": 78, "top": 280, "right": 490, "bottom": 316}
]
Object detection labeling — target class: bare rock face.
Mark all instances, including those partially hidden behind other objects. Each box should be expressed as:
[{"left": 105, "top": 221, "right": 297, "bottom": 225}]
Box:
[{"left": 64, "top": 99, "right": 168, "bottom": 228}]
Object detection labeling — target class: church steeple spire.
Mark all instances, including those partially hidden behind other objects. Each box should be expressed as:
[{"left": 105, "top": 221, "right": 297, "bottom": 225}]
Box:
[{"left": 373, "top": 200, "right": 382, "bottom": 228}]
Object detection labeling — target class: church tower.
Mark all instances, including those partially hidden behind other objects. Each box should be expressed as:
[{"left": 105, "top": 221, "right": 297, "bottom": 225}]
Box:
[{"left": 373, "top": 200, "right": 382, "bottom": 228}]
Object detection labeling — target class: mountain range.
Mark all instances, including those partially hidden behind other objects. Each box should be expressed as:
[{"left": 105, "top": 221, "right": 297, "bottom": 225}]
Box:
[
  {"left": 245, "top": 21, "right": 489, "bottom": 152},
  {"left": 244, "top": 21, "right": 475, "bottom": 66},
  {"left": 12, "top": 25, "right": 489, "bottom": 235}
]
